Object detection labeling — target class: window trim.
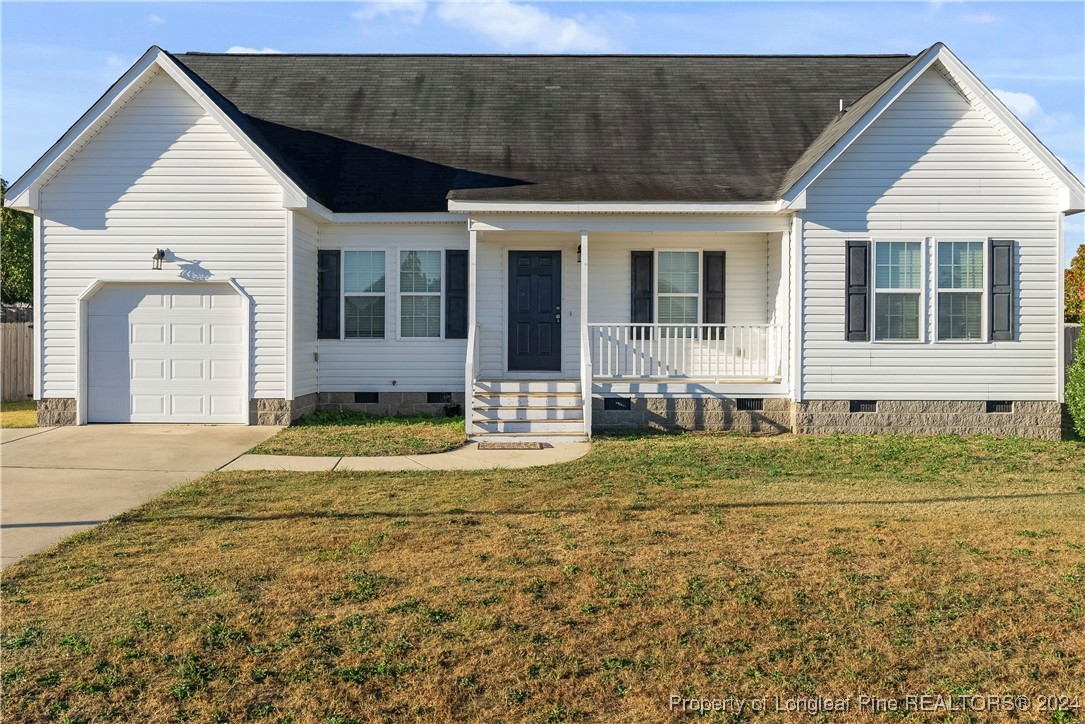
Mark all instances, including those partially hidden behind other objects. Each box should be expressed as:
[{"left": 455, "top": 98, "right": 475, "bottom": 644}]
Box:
[
  {"left": 871, "top": 238, "right": 928, "bottom": 344},
  {"left": 341, "top": 249, "right": 388, "bottom": 341},
  {"left": 653, "top": 249, "right": 703, "bottom": 330},
  {"left": 396, "top": 248, "right": 446, "bottom": 341},
  {"left": 933, "top": 238, "right": 989, "bottom": 344}
]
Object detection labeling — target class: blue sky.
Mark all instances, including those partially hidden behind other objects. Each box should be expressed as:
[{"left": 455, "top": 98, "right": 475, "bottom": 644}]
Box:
[{"left": 2, "top": 1, "right": 1082, "bottom": 263}]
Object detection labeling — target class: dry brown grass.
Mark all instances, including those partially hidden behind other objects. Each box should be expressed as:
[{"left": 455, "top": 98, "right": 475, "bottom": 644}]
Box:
[
  {"left": 2, "top": 433, "right": 1084, "bottom": 723},
  {"left": 0, "top": 400, "right": 36, "bottom": 428},
  {"left": 249, "top": 411, "right": 466, "bottom": 457}
]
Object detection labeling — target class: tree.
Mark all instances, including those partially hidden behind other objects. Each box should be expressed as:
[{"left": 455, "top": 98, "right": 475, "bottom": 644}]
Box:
[
  {"left": 1, "top": 178, "right": 34, "bottom": 304},
  {"left": 1066, "top": 330, "right": 1085, "bottom": 438},
  {"left": 1068, "top": 244, "right": 1085, "bottom": 324}
]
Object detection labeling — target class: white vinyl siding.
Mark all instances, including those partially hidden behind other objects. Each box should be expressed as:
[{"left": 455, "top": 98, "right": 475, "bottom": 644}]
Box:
[
  {"left": 585, "top": 232, "right": 779, "bottom": 326},
  {"left": 292, "top": 211, "right": 319, "bottom": 397},
  {"left": 315, "top": 224, "right": 467, "bottom": 392},
  {"left": 38, "top": 70, "right": 287, "bottom": 400},
  {"left": 802, "top": 65, "right": 1060, "bottom": 400},
  {"left": 476, "top": 233, "right": 580, "bottom": 377}
]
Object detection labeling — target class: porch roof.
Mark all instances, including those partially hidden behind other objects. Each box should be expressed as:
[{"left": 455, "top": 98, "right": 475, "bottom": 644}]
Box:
[{"left": 170, "top": 52, "right": 917, "bottom": 213}]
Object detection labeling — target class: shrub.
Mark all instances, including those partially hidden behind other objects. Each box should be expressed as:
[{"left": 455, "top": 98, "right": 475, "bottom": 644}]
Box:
[{"left": 1067, "top": 330, "right": 1085, "bottom": 437}]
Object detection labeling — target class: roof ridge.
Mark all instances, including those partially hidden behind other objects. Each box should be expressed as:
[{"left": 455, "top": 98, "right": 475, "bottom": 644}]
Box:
[{"left": 176, "top": 52, "right": 916, "bottom": 59}]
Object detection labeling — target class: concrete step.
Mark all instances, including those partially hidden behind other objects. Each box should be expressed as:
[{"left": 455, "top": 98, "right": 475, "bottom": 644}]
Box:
[
  {"left": 473, "top": 394, "right": 583, "bottom": 408},
  {"left": 475, "top": 380, "right": 581, "bottom": 394},
  {"left": 468, "top": 431, "right": 589, "bottom": 444},
  {"left": 471, "top": 419, "right": 586, "bottom": 435},
  {"left": 472, "top": 406, "right": 584, "bottom": 421}
]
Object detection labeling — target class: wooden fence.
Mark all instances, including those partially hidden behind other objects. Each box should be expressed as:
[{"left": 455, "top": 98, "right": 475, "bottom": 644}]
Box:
[
  {"left": 2, "top": 321, "right": 34, "bottom": 402},
  {"left": 1069, "top": 324, "right": 1082, "bottom": 369}
]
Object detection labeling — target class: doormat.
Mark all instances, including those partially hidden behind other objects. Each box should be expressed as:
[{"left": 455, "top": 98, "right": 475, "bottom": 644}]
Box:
[{"left": 478, "top": 441, "right": 546, "bottom": 450}]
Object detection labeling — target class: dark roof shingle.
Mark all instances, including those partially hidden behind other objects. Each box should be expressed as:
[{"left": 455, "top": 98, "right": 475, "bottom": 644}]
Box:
[{"left": 171, "top": 53, "right": 917, "bottom": 212}]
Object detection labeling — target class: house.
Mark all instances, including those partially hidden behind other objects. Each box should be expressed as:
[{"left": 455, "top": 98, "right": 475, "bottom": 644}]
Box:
[{"left": 6, "top": 43, "right": 1083, "bottom": 440}]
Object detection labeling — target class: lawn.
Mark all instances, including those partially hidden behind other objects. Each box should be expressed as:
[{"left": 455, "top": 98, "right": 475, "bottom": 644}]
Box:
[
  {"left": 2, "top": 433, "right": 1084, "bottom": 722},
  {"left": 0, "top": 400, "right": 36, "bottom": 428},
  {"left": 249, "top": 410, "right": 466, "bottom": 457}
]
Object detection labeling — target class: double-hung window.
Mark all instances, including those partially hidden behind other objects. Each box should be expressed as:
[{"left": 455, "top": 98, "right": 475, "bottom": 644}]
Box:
[
  {"left": 936, "top": 241, "right": 985, "bottom": 341},
  {"left": 874, "top": 241, "right": 923, "bottom": 341},
  {"left": 399, "top": 250, "right": 442, "bottom": 338},
  {"left": 344, "top": 250, "right": 386, "bottom": 339},
  {"left": 656, "top": 251, "right": 699, "bottom": 336}
]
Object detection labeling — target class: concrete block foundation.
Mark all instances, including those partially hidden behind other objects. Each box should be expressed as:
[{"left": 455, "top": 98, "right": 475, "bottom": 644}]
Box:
[{"left": 37, "top": 398, "right": 77, "bottom": 427}]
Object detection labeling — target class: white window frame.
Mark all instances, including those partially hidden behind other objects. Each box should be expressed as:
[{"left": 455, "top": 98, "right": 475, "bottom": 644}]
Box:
[
  {"left": 342, "top": 249, "right": 388, "bottom": 341},
  {"left": 653, "top": 249, "right": 702, "bottom": 333},
  {"left": 934, "top": 238, "right": 989, "bottom": 344},
  {"left": 871, "top": 238, "right": 928, "bottom": 344},
  {"left": 397, "top": 248, "right": 445, "bottom": 341}
]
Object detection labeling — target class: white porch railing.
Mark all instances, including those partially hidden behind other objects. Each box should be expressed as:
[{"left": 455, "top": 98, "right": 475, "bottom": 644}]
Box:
[
  {"left": 588, "top": 323, "right": 785, "bottom": 382},
  {"left": 464, "top": 323, "right": 480, "bottom": 434}
]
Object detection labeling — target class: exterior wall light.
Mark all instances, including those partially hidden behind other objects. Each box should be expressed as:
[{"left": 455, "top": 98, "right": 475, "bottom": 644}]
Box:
[{"left": 152, "top": 249, "right": 166, "bottom": 270}]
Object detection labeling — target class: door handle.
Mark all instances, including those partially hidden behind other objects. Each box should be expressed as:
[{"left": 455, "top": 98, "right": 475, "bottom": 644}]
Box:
[{"left": 555, "top": 314, "right": 561, "bottom": 322}]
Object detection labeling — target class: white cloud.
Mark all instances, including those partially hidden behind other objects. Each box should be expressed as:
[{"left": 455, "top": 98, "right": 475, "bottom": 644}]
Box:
[
  {"left": 149, "top": 14, "right": 165, "bottom": 25},
  {"left": 992, "top": 88, "right": 1041, "bottom": 121},
  {"left": 436, "top": 0, "right": 613, "bottom": 52},
  {"left": 353, "top": 1, "right": 427, "bottom": 24},
  {"left": 225, "top": 46, "right": 283, "bottom": 54}
]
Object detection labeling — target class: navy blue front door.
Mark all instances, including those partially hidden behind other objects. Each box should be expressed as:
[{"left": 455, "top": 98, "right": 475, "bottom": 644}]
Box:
[{"left": 508, "top": 251, "right": 562, "bottom": 371}]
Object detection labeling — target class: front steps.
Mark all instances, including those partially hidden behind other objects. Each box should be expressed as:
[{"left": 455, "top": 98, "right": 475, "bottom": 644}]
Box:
[{"left": 469, "top": 380, "right": 587, "bottom": 442}]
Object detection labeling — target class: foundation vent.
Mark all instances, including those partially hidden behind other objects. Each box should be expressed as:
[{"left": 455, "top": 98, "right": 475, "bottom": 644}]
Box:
[
  {"left": 986, "top": 401, "right": 1014, "bottom": 414},
  {"left": 737, "top": 398, "right": 764, "bottom": 411},
  {"left": 603, "top": 397, "right": 631, "bottom": 411},
  {"left": 354, "top": 392, "right": 379, "bottom": 404},
  {"left": 849, "top": 400, "right": 878, "bottom": 413}
]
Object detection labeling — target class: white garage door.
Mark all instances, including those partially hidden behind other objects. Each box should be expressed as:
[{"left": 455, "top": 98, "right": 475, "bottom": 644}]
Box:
[{"left": 87, "top": 283, "right": 247, "bottom": 423}]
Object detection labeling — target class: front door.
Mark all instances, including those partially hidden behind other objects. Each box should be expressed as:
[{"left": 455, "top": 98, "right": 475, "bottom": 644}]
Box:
[{"left": 508, "top": 251, "right": 562, "bottom": 371}]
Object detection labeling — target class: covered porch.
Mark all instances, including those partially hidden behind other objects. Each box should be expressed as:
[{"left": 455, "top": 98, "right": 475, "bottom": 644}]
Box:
[{"left": 462, "top": 213, "right": 795, "bottom": 438}]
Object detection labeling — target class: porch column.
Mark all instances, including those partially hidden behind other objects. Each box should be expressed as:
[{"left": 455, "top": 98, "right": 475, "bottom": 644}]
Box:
[
  {"left": 580, "top": 230, "right": 591, "bottom": 438},
  {"left": 465, "top": 226, "right": 478, "bottom": 435}
]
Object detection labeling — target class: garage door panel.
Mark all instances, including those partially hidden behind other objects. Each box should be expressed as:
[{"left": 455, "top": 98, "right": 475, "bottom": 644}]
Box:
[
  {"left": 89, "top": 351, "right": 131, "bottom": 385},
  {"left": 88, "top": 315, "right": 129, "bottom": 350},
  {"left": 210, "top": 359, "right": 243, "bottom": 381},
  {"left": 171, "top": 395, "right": 205, "bottom": 416},
  {"left": 170, "top": 323, "right": 206, "bottom": 345},
  {"left": 87, "top": 283, "right": 246, "bottom": 423},
  {"left": 131, "top": 322, "right": 166, "bottom": 344},
  {"left": 210, "top": 395, "right": 244, "bottom": 416},
  {"left": 210, "top": 324, "right": 242, "bottom": 344},
  {"left": 132, "top": 359, "right": 166, "bottom": 382}
]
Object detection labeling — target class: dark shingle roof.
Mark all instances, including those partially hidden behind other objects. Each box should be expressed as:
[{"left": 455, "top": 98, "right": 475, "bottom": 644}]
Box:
[{"left": 170, "top": 53, "right": 918, "bottom": 212}]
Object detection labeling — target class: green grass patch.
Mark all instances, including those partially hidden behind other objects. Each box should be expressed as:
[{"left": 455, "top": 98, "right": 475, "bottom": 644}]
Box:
[
  {"left": 3, "top": 433, "right": 1084, "bottom": 721},
  {"left": 249, "top": 410, "right": 465, "bottom": 457},
  {"left": 0, "top": 400, "right": 36, "bottom": 428}
]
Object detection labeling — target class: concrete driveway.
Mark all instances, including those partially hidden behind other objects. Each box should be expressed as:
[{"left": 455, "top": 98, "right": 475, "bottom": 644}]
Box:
[{"left": 0, "top": 425, "right": 279, "bottom": 568}]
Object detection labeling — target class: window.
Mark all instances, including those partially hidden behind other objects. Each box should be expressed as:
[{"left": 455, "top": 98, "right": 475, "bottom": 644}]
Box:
[
  {"left": 344, "top": 251, "right": 386, "bottom": 339},
  {"left": 657, "top": 251, "right": 699, "bottom": 334},
  {"left": 874, "top": 241, "right": 923, "bottom": 341},
  {"left": 400, "top": 250, "right": 442, "bottom": 338},
  {"left": 937, "top": 241, "right": 984, "bottom": 341}
]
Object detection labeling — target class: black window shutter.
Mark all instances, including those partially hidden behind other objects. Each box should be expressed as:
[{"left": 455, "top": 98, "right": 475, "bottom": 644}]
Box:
[
  {"left": 445, "top": 249, "right": 469, "bottom": 339},
  {"left": 703, "top": 251, "right": 726, "bottom": 324},
  {"left": 845, "top": 240, "right": 870, "bottom": 342},
  {"left": 317, "top": 249, "right": 341, "bottom": 340},
  {"left": 989, "top": 239, "right": 1014, "bottom": 341},
  {"left": 630, "top": 251, "right": 653, "bottom": 339}
]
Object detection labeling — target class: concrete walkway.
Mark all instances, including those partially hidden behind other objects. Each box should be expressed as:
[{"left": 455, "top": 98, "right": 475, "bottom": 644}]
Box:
[
  {"left": 1, "top": 424, "right": 279, "bottom": 567},
  {"left": 222, "top": 441, "right": 591, "bottom": 472}
]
